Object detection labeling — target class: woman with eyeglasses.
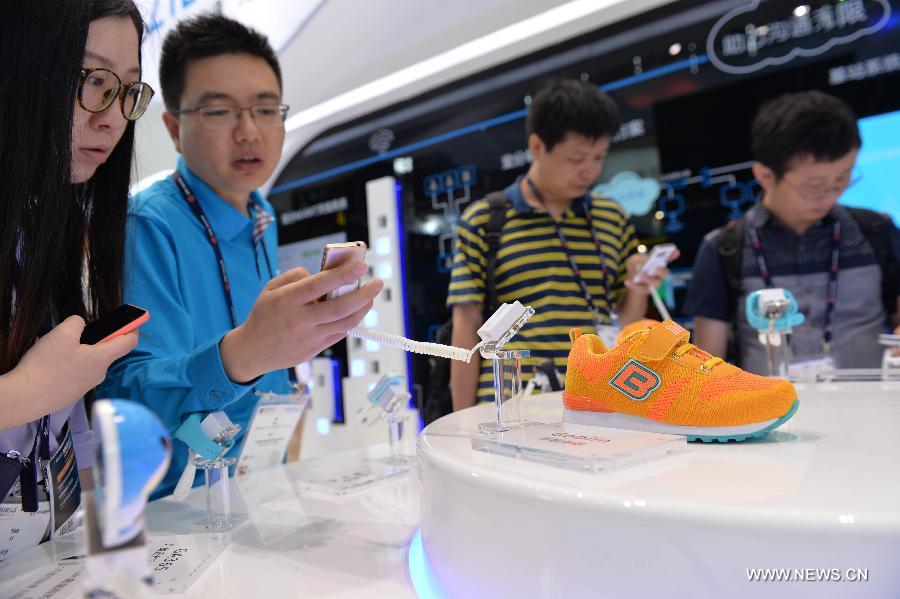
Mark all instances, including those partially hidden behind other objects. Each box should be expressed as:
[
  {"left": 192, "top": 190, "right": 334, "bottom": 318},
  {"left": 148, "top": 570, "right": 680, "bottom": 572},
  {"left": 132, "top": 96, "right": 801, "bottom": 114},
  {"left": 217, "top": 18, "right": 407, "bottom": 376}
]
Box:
[{"left": 0, "top": 0, "right": 153, "bottom": 559}]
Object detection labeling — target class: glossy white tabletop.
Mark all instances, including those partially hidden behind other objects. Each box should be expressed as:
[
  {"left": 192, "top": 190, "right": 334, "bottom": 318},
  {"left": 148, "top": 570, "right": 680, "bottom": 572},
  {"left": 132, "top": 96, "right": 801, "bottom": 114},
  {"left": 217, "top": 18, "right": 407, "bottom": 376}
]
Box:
[
  {"left": 0, "top": 442, "right": 420, "bottom": 598},
  {"left": 417, "top": 383, "right": 900, "bottom": 598}
]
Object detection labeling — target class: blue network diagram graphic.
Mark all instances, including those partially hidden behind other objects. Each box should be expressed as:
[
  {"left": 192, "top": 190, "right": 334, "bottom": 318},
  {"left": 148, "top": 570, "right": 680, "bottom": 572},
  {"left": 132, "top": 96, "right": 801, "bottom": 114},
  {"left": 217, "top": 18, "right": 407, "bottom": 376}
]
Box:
[
  {"left": 423, "top": 165, "right": 478, "bottom": 273},
  {"left": 658, "top": 161, "right": 758, "bottom": 232}
]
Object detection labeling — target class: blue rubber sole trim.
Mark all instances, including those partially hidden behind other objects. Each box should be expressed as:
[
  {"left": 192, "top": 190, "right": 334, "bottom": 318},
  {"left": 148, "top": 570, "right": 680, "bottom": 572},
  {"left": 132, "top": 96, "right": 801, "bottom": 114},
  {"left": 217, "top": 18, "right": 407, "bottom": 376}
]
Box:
[{"left": 686, "top": 399, "right": 800, "bottom": 443}]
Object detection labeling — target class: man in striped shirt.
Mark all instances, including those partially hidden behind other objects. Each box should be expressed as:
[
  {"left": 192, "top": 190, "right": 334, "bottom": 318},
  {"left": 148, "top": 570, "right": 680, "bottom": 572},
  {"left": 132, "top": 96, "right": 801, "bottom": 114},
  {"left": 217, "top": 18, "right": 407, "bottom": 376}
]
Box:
[{"left": 448, "top": 80, "right": 669, "bottom": 409}]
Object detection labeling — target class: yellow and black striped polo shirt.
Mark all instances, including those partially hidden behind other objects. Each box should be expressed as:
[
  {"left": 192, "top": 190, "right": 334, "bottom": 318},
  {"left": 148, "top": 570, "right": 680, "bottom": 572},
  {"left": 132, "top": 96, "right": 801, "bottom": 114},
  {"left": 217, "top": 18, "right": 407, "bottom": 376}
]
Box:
[{"left": 447, "top": 176, "right": 638, "bottom": 402}]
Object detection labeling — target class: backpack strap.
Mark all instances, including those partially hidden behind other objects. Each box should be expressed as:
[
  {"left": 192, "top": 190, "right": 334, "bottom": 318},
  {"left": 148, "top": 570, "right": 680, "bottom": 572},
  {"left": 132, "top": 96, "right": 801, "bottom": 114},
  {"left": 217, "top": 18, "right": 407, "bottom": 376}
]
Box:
[
  {"left": 716, "top": 215, "right": 747, "bottom": 316},
  {"left": 716, "top": 214, "right": 748, "bottom": 363},
  {"left": 483, "top": 191, "right": 509, "bottom": 317},
  {"left": 846, "top": 206, "right": 897, "bottom": 319}
]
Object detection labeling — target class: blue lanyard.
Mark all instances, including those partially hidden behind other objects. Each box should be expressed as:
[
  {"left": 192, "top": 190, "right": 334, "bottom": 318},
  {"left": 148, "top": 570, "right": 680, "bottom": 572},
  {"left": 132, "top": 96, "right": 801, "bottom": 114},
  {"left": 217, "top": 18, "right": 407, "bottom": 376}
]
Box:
[
  {"left": 748, "top": 219, "right": 841, "bottom": 353},
  {"left": 525, "top": 177, "right": 616, "bottom": 321},
  {"left": 172, "top": 172, "right": 295, "bottom": 383}
]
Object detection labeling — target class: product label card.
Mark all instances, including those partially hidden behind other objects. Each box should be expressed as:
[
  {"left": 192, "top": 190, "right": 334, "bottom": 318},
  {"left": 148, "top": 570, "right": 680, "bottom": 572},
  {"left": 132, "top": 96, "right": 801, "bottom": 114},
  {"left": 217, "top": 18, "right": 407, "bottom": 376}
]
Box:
[
  {"left": 236, "top": 392, "right": 307, "bottom": 476},
  {"left": 473, "top": 422, "right": 683, "bottom": 473},
  {"left": 0, "top": 562, "right": 83, "bottom": 598}
]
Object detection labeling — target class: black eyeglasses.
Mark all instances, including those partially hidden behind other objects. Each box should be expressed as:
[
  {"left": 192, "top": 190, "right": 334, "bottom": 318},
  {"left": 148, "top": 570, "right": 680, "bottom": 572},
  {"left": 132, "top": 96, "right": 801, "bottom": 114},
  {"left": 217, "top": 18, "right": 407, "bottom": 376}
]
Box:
[
  {"left": 78, "top": 68, "right": 154, "bottom": 121},
  {"left": 171, "top": 104, "right": 290, "bottom": 130}
]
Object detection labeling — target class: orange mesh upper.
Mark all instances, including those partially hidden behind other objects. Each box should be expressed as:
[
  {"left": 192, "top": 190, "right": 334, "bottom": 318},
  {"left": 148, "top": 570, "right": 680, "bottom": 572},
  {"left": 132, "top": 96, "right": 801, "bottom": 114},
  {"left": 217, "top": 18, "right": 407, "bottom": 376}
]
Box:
[{"left": 563, "top": 320, "right": 797, "bottom": 427}]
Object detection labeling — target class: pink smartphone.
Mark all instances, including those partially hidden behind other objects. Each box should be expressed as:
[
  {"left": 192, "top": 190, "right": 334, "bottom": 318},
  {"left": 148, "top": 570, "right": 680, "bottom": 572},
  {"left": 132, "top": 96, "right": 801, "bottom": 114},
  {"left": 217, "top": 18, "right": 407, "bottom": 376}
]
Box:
[
  {"left": 319, "top": 241, "right": 367, "bottom": 301},
  {"left": 80, "top": 304, "right": 149, "bottom": 344}
]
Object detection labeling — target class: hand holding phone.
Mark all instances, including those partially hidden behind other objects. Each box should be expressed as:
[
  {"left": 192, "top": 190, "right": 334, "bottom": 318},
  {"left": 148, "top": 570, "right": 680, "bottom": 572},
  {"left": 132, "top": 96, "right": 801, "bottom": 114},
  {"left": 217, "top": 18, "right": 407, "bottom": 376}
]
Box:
[
  {"left": 9, "top": 314, "right": 141, "bottom": 423},
  {"left": 319, "top": 241, "right": 367, "bottom": 301},
  {"left": 80, "top": 304, "right": 149, "bottom": 345},
  {"left": 633, "top": 243, "right": 678, "bottom": 285}
]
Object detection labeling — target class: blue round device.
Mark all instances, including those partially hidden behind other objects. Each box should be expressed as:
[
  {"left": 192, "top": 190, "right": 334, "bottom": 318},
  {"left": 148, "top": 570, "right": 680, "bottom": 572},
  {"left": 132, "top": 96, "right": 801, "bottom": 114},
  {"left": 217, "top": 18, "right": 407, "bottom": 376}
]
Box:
[{"left": 92, "top": 399, "right": 172, "bottom": 548}]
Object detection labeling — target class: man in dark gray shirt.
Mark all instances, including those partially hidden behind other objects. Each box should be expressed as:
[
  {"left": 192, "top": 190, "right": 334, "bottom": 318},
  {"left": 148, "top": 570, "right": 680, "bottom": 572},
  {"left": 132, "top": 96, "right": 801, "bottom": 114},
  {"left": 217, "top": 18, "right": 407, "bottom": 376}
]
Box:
[{"left": 685, "top": 91, "right": 900, "bottom": 374}]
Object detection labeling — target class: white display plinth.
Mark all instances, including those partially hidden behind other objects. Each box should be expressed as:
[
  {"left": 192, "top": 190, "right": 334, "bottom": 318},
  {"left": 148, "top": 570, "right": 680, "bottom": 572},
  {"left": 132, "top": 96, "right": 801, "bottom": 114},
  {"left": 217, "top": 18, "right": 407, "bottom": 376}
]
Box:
[{"left": 418, "top": 386, "right": 900, "bottom": 598}]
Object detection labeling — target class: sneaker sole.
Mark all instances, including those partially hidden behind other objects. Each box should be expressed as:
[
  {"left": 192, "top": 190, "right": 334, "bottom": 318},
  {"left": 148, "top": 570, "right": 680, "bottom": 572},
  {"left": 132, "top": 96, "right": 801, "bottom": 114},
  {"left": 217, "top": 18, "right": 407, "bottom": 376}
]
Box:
[{"left": 562, "top": 399, "right": 799, "bottom": 443}]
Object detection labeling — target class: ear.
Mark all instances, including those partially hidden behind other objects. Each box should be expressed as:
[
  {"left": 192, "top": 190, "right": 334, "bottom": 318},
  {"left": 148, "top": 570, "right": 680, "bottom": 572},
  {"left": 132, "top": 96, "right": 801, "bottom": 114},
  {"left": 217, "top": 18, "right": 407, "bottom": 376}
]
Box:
[
  {"left": 752, "top": 161, "right": 777, "bottom": 193},
  {"left": 527, "top": 133, "right": 545, "bottom": 161},
  {"left": 161, "top": 112, "right": 183, "bottom": 154}
]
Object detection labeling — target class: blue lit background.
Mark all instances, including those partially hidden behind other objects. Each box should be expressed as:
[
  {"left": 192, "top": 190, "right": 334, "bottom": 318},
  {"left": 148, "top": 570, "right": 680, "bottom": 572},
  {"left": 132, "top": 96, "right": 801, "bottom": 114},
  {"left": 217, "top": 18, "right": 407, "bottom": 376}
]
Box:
[{"left": 841, "top": 109, "right": 900, "bottom": 225}]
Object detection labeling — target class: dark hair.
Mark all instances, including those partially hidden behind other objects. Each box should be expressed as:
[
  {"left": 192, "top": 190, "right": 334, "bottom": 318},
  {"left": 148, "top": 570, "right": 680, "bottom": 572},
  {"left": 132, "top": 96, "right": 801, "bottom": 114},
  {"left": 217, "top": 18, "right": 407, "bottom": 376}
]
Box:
[
  {"left": 526, "top": 79, "right": 621, "bottom": 152},
  {"left": 159, "top": 13, "right": 282, "bottom": 112},
  {"left": 752, "top": 90, "right": 861, "bottom": 178},
  {"left": 0, "top": 0, "right": 143, "bottom": 375}
]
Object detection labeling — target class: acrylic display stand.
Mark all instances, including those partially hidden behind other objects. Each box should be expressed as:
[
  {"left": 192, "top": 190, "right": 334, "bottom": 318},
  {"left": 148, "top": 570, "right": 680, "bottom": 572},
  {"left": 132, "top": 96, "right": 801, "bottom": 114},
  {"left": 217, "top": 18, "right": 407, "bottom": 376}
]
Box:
[
  {"left": 292, "top": 458, "right": 410, "bottom": 496},
  {"left": 476, "top": 349, "right": 536, "bottom": 435},
  {"left": 192, "top": 456, "right": 245, "bottom": 532},
  {"left": 471, "top": 422, "right": 683, "bottom": 474}
]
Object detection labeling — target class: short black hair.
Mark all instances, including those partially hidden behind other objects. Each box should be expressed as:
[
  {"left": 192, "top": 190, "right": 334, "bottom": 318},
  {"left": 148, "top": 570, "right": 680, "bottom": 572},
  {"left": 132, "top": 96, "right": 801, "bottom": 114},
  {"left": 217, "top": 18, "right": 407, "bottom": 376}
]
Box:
[
  {"left": 526, "top": 80, "right": 621, "bottom": 152},
  {"left": 751, "top": 90, "right": 860, "bottom": 178},
  {"left": 159, "top": 12, "right": 282, "bottom": 112}
]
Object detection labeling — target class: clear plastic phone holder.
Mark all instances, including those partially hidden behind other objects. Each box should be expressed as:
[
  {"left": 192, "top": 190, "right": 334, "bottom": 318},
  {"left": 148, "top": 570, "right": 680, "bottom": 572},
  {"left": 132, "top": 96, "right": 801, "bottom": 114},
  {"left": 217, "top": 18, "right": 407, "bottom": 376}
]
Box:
[
  {"left": 746, "top": 288, "right": 805, "bottom": 378},
  {"left": 358, "top": 373, "right": 412, "bottom": 465},
  {"left": 173, "top": 412, "right": 244, "bottom": 532},
  {"left": 348, "top": 300, "right": 535, "bottom": 435},
  {"left": 475, "top": 302, "right": 536, "bottom": 434},
  {"left": 878, "top": 334, "right": 900, "bottom": 381}
]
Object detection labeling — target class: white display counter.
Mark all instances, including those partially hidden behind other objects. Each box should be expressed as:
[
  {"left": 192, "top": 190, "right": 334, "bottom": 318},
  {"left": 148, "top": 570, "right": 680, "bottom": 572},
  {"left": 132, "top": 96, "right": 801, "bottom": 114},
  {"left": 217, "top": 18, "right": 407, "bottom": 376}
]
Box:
[
  {"left": 418, "top": 384, "right": 900, "bottom": 598},
  {"left": 1, "top": 382, "right": 898, "bottom": 598},
  {"left": 0, "top": 443, "right": 421, "bottom": 598}
]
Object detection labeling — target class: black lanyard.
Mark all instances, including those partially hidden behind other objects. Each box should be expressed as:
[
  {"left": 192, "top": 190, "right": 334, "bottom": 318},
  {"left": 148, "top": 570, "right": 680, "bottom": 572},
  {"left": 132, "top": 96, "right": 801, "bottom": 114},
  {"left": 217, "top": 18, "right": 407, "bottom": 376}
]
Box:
[
  {"left": 172, "top": 172, "right": 296, "bottom": 383},
  {"left": 748, "top": 219, "right": 841, "bottom": 353},
  {"left": 526, "top": 177, "right": 615, "bottom": 321},
  {"left": 19, "top": 416, "right": 49, "bottom": 512}
]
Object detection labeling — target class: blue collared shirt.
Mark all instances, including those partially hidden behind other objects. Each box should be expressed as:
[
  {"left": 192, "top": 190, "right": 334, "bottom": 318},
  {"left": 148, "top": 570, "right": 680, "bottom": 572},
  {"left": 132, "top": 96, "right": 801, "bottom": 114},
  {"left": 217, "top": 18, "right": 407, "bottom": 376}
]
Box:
[{"left": 99, "top": 157, "right": 290, "bottom": 498}]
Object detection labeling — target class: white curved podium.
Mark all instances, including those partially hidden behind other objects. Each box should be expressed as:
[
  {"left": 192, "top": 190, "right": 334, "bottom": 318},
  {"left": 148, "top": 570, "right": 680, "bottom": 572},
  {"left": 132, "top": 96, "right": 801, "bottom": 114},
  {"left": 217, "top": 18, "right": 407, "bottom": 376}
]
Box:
[{"left": 417, "top": 383, "right": 900, "bottom": 598}]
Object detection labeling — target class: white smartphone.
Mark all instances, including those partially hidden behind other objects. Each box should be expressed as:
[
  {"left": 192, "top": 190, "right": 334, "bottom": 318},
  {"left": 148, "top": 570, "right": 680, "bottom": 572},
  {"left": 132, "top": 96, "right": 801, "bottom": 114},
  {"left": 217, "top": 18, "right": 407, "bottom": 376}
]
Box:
[
  {"left": 319, "top": 241, "right": 367, "bottom": 301},
  {"left": 634, "top": 243, "right": 677, "bottom": 284}
]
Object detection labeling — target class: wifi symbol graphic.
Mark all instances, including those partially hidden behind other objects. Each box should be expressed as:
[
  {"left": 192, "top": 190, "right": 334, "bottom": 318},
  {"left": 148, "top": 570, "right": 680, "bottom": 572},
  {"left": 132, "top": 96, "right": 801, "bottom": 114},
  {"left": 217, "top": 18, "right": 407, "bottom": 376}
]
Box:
[{"left": 368, "top": 128, "right": 395, "bottom": 155}]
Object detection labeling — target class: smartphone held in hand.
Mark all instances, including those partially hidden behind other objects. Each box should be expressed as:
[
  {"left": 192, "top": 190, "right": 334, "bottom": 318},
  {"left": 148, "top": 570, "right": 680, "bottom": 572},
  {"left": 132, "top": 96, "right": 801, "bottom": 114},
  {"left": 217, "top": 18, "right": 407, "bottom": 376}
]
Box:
[
  {"left": 319, "top": 241, "right": 367, "bottom": 301},
  {"left": 634, "top": 243, "right": 677, "bottom": 284},
  {"left": 80, "top": 304, "right": 149, "bottom": 345}
]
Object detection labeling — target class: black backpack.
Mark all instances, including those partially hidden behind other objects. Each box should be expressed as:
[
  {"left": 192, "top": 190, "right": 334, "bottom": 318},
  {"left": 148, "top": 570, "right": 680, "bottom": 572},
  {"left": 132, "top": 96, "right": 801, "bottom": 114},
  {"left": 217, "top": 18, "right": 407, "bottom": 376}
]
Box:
[
  {"left": 423, "top": 192, "right": 509, "bottom": 425},
  {"left": 716, "top": 206, "right": 897, "bottom": 361}
]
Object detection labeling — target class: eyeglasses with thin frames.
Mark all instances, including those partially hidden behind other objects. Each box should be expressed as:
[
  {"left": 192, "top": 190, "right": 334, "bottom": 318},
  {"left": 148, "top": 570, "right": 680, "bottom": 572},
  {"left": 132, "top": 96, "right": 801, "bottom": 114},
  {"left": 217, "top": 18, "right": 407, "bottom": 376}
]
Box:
[
  {"left": 78, "top": 68, "right": 154, "bottom": 121},
  {"left": 171, "top": 104, "right": 290, "bottom": 130},
  {"left": 780, "top": 174, "right": 861, "bottom": 202}
]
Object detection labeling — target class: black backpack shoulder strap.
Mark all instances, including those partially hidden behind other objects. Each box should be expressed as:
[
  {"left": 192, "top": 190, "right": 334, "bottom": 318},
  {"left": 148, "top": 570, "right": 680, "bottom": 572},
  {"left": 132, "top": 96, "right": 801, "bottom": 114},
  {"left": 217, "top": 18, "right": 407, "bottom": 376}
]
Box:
[
  {"left": 846, "top": 206, "right": 896, "bottom": 317},
  {"left": 716, "top": 214, "right": 747, "bottom": 315},
  {"left": 483, "top": 191, "right": 510, "bottom": 315}
]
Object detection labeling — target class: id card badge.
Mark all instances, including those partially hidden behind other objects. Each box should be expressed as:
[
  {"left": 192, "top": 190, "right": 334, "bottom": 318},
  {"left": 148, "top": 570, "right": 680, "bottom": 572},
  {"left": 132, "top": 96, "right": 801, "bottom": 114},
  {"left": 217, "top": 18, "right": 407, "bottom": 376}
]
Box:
[
  {"left": 788, "top": 356, "right": 836, "bottom": 382},
  {"left": 235, "top": 387, "right": 309, "bottom": 477},
  {"left": 42, "top": 426, "right": 82, "bottom": 538},
  {"left": 0, "top": 485, "right": 50, "bottom": 562}
]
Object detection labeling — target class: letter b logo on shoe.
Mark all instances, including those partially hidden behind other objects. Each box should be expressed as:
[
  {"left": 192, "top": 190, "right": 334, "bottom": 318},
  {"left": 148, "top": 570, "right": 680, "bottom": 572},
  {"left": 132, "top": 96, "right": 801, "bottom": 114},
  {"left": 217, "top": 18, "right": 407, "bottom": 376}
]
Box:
[{"left": 610, "top": 360, "right": 660, "bottom": 401}]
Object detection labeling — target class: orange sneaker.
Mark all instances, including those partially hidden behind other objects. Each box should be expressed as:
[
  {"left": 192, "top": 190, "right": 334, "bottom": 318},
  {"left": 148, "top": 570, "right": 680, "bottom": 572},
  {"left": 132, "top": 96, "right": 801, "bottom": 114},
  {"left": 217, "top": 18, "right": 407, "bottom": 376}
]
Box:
[
  {"left": 563, "top": 320, "right": 799, "bottom": 442},
  {"left": 614, "top": 318, "right": 659, "bottom": 346}
]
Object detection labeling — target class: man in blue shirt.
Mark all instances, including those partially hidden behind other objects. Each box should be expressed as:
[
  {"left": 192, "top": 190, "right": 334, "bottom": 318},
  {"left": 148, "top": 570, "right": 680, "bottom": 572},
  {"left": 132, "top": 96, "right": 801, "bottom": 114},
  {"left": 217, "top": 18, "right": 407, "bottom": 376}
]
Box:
[{"left": 100, "top": 14, "right": 382, "bottom": 497}]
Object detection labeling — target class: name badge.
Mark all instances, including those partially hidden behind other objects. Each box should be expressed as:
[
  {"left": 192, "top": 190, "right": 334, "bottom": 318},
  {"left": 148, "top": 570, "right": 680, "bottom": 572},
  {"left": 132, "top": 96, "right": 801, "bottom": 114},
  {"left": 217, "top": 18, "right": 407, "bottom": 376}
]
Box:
[
  {"left": 0, "top": 493, "right": 50, "bottom": 563},
  {"left": 42, "top": 426, "right": 82, "bottom": 538},
  {"left": 0, "top": 426, "right": 81, "bottom": 562},
  {"left": 595, "top": 324, "right": 621, "bottom": 349},
  {"left": 236, "top": 388, "right": 309, "bottom": 476}
]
